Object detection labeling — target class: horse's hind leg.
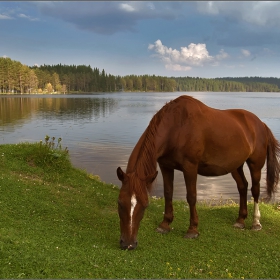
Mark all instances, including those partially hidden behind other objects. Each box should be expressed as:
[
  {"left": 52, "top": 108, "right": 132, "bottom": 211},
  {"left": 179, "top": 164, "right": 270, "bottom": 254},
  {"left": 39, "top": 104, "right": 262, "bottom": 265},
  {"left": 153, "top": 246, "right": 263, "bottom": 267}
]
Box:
[
  {"left": 231, "top": 165, "right": 248, "bottom": 229},
  {"left": 247, "top": 162, "right": 262, "bottom": 230},
  {"left": 156, "top": 164, "right": 174, "bottom": 234}
]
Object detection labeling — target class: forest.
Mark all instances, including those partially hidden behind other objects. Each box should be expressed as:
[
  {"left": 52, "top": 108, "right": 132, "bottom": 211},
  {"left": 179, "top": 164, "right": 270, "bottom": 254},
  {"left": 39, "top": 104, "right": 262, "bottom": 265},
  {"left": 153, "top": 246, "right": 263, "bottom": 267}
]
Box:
[{"left": 0, "top": 56, "right": 280, "bottom": 94}]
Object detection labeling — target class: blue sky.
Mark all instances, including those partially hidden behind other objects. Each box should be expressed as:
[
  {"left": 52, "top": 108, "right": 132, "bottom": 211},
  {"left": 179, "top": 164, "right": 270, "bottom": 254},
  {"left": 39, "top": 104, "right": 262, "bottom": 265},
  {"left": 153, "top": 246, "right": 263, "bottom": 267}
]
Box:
[{"left": 1, "top": 1, "right": 280, "bottom": 78}]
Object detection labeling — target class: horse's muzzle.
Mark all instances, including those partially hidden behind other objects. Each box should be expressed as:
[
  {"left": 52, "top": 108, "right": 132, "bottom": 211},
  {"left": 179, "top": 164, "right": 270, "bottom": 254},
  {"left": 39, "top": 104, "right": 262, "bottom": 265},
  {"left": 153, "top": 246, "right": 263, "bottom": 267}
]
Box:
[{"left": 120, "top": 239, "right": 138, "bottom": 250}]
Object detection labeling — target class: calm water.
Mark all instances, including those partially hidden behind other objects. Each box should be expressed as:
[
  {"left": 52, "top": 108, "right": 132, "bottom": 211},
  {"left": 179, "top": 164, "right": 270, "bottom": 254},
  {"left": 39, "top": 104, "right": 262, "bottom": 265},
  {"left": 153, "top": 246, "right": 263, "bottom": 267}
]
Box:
[{"left": 1, "top": 92, "right": 280, "bottom": 202}]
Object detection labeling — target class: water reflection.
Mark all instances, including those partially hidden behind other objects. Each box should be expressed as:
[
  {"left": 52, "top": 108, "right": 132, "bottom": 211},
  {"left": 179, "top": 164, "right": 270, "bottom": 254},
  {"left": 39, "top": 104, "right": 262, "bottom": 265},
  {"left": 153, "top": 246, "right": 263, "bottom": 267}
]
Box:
[
  {"left": 1, "top": 92, "right": 280, "bottom": 202},
  {"left": 0, "top": 95, "right": 119, "bottom": 125},
  {"left": 0, "top": 97, "right": 34, "bottom": 127}
]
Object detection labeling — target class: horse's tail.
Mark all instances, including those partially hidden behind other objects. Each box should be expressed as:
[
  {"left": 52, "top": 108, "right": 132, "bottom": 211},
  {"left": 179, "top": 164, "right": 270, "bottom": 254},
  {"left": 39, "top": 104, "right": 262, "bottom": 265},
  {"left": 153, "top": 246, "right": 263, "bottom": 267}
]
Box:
[{"left": 264, "top": 123, "right": 280, "bottom": 199}]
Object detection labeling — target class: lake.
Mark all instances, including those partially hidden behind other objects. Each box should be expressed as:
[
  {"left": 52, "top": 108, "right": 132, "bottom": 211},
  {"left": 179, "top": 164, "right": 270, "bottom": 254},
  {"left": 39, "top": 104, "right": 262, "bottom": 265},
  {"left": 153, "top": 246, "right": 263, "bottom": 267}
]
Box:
[{"left": 1, "top": 92, "right": 280, "bottom": 202}]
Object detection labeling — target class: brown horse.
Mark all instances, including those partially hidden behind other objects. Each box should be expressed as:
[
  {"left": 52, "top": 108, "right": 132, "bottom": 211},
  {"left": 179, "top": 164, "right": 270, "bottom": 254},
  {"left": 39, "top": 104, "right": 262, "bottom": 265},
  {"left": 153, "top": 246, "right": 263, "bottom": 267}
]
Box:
[{"left": 117, "top": 95, "right": 280, "bottom": 250}]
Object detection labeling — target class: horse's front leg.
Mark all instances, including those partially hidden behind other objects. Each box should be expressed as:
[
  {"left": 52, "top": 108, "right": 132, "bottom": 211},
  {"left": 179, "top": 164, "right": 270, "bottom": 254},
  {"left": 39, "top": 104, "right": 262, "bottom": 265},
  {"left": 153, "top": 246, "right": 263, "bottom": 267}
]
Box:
[
  {"left": 156, "top": 164, "right": 174, "bottom": 234},
  {"left": 183, "top": 165, "right": 199, "bottom": 238}
]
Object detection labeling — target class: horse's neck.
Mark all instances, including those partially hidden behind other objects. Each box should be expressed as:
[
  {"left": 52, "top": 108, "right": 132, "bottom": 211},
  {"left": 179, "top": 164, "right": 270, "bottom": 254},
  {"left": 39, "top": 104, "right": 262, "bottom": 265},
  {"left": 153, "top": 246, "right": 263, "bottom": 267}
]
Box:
[
  {"left": 127, "top": 129, "right": 149, "bottom": 172},
  {"left": 126, "top": 128, "right": 157, "bottom": 178}
]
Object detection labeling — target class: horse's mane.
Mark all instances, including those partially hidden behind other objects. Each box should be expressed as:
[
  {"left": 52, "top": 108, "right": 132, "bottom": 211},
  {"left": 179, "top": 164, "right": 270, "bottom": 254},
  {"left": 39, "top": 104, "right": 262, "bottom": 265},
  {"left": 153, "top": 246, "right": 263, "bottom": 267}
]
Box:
[{"left": 130, "top": 99, "right": 175, "bottom": 201}]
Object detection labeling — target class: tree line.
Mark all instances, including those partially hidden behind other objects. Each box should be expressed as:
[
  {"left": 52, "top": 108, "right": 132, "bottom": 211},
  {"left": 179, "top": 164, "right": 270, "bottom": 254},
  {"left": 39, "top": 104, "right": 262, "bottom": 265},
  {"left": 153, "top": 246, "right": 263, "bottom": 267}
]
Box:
[
  {"left": 0, "top": 57, "right": 280, "bottom": 94},
  {"left": 174, "top": 77, "right": 280, "bottom": 92}
]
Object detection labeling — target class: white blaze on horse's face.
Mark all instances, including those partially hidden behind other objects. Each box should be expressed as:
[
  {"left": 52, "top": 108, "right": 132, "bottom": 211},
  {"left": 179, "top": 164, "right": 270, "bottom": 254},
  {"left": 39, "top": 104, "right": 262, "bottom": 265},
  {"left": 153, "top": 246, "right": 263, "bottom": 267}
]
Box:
[
  {"left": 117, "top": 167, "right": 157, "bottom": 250},
  {"left": 130, "top": 193, "right": 137, "bottom": 230}
]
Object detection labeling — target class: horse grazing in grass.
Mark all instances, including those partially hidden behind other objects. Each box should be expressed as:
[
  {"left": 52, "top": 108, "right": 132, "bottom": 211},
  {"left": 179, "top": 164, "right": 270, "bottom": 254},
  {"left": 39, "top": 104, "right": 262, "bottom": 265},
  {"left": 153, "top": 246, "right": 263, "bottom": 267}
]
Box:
[{"left": 117, "top": 95, "right": 280, "bottom": 250}]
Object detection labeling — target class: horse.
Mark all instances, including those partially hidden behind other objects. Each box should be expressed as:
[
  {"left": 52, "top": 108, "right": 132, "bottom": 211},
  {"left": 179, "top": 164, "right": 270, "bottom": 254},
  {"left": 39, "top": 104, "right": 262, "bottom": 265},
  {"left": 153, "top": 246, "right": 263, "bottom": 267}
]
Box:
[{"left": 116, "top": 95, "right": 280, "bottom": 250}]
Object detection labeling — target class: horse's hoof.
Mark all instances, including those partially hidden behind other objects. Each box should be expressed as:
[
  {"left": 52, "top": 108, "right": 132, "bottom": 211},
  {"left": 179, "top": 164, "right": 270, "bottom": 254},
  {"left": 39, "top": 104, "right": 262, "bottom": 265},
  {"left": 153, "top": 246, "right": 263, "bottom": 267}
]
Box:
[
  {"left": 233, "top": 222, "right": 245, "bottom": 229},
  {"left": 251, "top": 224, "right": 262, "bottom": 231},
  {"left": 156, "top": 227, "right": 170, "bottom": 234},
  {"left": 184, "top": 232, "right": 199, "bottom": 239}
]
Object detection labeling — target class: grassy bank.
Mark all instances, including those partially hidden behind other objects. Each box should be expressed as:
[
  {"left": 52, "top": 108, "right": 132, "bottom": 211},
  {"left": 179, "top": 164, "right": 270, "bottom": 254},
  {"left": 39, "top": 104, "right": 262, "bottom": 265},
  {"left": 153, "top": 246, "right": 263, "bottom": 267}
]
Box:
[{"left": 0, "top": 139, "right": 280, "bottom": 278}]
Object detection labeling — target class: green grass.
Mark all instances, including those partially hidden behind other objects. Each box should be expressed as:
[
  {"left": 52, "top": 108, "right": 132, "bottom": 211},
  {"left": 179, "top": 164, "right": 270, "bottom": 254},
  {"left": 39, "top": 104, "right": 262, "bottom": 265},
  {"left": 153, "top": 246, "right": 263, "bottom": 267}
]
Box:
[{"left": 0, "top": 139, "right": 280, "bottom": 278}]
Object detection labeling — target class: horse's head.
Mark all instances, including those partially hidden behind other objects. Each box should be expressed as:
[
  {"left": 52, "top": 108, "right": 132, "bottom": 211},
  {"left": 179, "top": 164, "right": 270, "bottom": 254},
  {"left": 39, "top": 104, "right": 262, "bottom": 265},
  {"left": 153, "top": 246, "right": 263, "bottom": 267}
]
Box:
[{"left": 116, "top": 167, "right": 158, "bottom": 250}]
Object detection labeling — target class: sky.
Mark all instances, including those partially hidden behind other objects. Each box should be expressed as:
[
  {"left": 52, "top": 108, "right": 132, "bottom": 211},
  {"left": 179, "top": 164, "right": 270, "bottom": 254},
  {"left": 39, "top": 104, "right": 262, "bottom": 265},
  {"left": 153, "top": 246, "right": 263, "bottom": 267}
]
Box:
[{"left": 1, "top": 1, "right": 280, "bottom": 78}]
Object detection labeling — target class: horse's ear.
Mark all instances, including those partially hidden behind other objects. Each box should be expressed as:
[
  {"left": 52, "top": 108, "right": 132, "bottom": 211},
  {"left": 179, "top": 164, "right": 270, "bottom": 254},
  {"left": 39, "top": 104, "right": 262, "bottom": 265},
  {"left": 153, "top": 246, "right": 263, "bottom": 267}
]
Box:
[
  {"left": 117, "top": 167, "right": 127, "bottom": 182},
  {"left": 145, "top": 171, "right": 158, "bottom": 185}
]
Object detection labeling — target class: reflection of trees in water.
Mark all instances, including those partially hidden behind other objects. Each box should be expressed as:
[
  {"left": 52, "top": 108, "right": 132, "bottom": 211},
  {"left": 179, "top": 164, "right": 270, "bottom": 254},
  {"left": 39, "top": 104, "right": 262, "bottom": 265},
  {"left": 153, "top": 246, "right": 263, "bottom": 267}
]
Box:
[
  {"left": 0, "top": 97, "right": 34, "bottom": 126},
  {"left": 40, "top": 97, "right": 119, "bottom": 121},
  {"left": 0, "top": 96, "right": 119, "bottom": 125}
]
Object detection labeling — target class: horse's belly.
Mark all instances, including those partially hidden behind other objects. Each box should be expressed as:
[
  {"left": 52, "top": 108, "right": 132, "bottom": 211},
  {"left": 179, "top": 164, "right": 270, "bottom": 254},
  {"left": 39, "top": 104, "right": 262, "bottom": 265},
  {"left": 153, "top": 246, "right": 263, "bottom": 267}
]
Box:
[{"left": 198, "top": 163, "right": 230, "bottom": 176}]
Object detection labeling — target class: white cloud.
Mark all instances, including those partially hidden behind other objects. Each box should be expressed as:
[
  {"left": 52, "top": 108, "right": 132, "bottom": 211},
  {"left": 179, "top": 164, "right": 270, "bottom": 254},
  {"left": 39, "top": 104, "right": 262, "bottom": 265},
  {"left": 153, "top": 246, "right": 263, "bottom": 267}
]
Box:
[
  {"left": 147, "top": 3, "right": 155, "bottom": 10},
  {"left": 0, "top": 9, "right": 38, "bottom": 21},
  {"left": 148, "top": 40, "right": 213, "bottom": 66},
  {"left": 199, "top": 1, "right": 219, "bottom": 15},
  {"left": 0, "top": 13, "right": 13, "bottom": 20},
  {"left": 148, "top": 39, "right": 229, "bottom": 71},
  {"left": 262, "top": 48, "right": 274, "bottom": 56},
  {"left": 241, "top": 49, "right": 251, "bottom": 57},
  {"left": 18, "top": 13, "right": 39, "bottom": 21},
  {"left": 165, "top": 64, "right": 192, "bottom": 71},
  {"left": 119, "top": 3, "right": 135, "bottom": 13},
  {"left": 238, "top": 47, "right": 275, "bottom": 62},
  {"left": 216, "top": 49, "right": 229, "bottom": 60}
]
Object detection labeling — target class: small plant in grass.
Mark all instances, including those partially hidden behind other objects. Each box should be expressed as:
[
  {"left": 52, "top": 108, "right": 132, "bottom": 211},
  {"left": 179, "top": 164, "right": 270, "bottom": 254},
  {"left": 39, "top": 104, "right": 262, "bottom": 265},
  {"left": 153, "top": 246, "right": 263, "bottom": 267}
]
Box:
[
  {"left": 88, "top": 173, "right": 101, "bottom": 181},
  {"left": 28, "top": 135, "right": 70, "bottom": 170},
  {"left": 164, "top": 262, "right": 183, "bottom": 279},
  {"left": 43, "top": 135, "right": 68, "bottom": 155}
]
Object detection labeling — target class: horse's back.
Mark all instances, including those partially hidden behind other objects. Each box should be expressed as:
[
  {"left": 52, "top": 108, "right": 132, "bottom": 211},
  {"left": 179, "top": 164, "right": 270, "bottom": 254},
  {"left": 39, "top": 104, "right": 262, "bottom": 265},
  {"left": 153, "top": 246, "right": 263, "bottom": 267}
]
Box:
[{"left": 156, "top": 95, "right": 268, "bottom": 176}]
